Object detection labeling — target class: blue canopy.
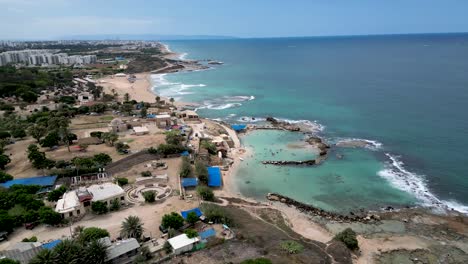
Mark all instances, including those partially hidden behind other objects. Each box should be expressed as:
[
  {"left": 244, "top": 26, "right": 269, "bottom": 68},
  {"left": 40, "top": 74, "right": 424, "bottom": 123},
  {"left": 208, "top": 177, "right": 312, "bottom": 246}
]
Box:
[
  {"left": 181, "top": 208, "right": 202, "bottom": 219},
  {"left": 231, "top": 124, "right": 247, "bottom": 132},
  {"left": 181, "top": 178, "right": 198, "bottom": 188},
  {"left": 147, "top": 114, "right": 156, "bottom": 118},
  {"left": 199, "top": 228, "right": 216, "bottom": 240},
  {"left": 1, "top": 175, "right": 57, "bottom": 188},
  {"left": 180, "top": 151, "right": 189, "bottom": 156},
  {"left": 42, "top": 240, "right": 61, "bottom": 250},
  {"left": 207, "top": 167, "right": 222, "bottom": 187}
]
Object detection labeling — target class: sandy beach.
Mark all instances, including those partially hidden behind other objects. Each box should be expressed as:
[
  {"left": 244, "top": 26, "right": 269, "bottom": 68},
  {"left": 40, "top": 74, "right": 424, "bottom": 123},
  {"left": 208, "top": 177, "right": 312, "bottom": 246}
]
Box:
[{"left": 98, "top": 72, "right": 191, "bottom": 108}]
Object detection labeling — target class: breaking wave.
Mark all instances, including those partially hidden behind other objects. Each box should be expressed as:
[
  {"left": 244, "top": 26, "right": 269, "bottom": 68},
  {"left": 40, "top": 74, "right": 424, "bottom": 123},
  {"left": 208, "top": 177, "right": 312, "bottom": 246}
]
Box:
[
  {"left": 195, "top": 95, "right": 255, "bottom": 111},
  {"left": 151, "top": 74, "right": 205, "bottom": 98},
  {"left": 378, "top": 153, "right": 468, "bottom": 214},
  {"left": 334, "top": 138, "right": 383, "bottom": 150}
]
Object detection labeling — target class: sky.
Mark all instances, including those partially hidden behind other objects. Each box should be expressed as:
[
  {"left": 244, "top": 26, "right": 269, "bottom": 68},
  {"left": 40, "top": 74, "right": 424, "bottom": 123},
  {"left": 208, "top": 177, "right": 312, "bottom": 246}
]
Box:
[{"left": 2, "top": 0, "right": 468, "bottom": 40}]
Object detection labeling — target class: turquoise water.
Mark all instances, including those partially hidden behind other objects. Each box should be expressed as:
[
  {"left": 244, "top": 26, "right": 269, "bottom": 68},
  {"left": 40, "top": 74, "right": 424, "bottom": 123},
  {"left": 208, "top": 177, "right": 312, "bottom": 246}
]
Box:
[{"left": 154, "top": 35, "right": 468, "bottom": 213}]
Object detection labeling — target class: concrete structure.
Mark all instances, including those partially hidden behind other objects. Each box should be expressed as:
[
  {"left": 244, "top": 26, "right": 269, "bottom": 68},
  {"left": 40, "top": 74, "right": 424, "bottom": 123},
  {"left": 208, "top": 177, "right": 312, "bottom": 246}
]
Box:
[
  {"left": 109, "top": 118, "right": 128, "bottom": 133},
  {"left": 99, "top": 237, "right": 140, "bottom": 264},
  {"left": 88, "top": 182, "right": 126, "bottom": 206},
  {"left": 154, "top": 114, "right": 172, "bottom": 128},
  {"left": 132, "top": 126, "right": 149, "bottom": 136},
  {"left": 0, "top": 49, "right": 97, "bottom": 66},
  {"left": 0, "top": 242, "right": 43, "bottom": 264},
  {"left": 167, "top": 234, "right": 200, "bottom": 255},
  {"left": 55, "top": 190, "right": 85, "bottom": 219},
  {"left": 78, "top": 92, "right": 94, "bottom": 105},
  {"left": 178, "top": 110, "right": 199, "bottom": 121}
]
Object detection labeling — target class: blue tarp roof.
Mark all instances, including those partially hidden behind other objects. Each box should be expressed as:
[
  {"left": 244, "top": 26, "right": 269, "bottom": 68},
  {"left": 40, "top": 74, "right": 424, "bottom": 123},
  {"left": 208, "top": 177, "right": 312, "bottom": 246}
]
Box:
[
  {"left": 181, "top": 208, "right": 202, "bottom": 219},
  {"left": 42, "top": 240, "right": 61, "bottom": 250},
  {"left": 199, "top": 228, "right": 216, "bottom": 240},
  {"left": 181, "top": 178, "right": 198, "bottom": 188},
  {"left": 207, "top": 167, "right": 222, "bottom": 187},
  {"left": 231, "top": 124, "right": 247, "bottom": 132},
  {"left": 0, "top": 175, "right": 57, "bottom": 188},
  {"left": 147, "top": 114, "right": 156, "bottom": 118},
  {"left": 181, "top": 151, "right": 189, "bottom": 156}
]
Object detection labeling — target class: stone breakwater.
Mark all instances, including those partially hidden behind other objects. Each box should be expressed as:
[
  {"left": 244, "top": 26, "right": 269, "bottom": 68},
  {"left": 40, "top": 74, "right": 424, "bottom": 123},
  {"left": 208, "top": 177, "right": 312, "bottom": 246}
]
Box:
[
  {"left": 266, "top": 193, "right": 381, "bottom": 223},
  {"left": 262, "top": 160, "right": 316, "bottom": 166},
  {"left": 306, "top": 136, "right": 330, "bottom": 156},
  {"left": 265, "top": 117, "right": 301, "bottom": 131}
]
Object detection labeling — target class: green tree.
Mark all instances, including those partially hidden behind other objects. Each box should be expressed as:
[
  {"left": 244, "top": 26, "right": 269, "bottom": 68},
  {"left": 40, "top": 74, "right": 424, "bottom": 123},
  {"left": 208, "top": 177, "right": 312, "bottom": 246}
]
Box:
[
  {"left": 186, "top": 212, "right": 199, "bottom": 225},
  {"left": 120, "top": 215, "right": 144, "bottom": 241},
  {"left": 110, "top": 199, "right": 120, "bottom": 211},
  {"left": 184, "top": 228, "right": 198, "bottom": 238},
  {"left": 0, "top": 211, "right": 14, "bottom": 233},
  {"left": 0, "top": 258, "right": 21, "bottom": 264},
  {"left": 40, "top": 132, "right": 60, "bottom": 148},
  {"left": 38, "top": 207, "right": 62, "bottom": 226},
  {"left": 29, "top": 249, "right": 58, "bottom": 264},
  {"left": 179, "top": 157, "right": 192, "bottom": 177},
  {"left": 140, "top": 107, "right": 147, "bottom": 118},
  {"left": 78, "top": 227, "right": 110, "bottom": 243},
  {"left": 196, "top": 186, "right": 215, "bottom": 201},
  {"left": 124, "top": 93, "right": 130, "bottom": 102},
  {"left": 91, "top": 201, "right": 108, "bottom": 215},
  {"left": 47, "top": 186, "right": 67, "bottom": 202},
  {"left": 28, "top": 124, "right": 47, "bottom": 142},
  {"left": 334, "top": 228, "right": 359, "bottom": 250},
  {"left": 155, "top": 96, "right": 160, "bottom": 104},
  {"left": 0, "top": 155, "right": 11, "bottom": 170},
  {"left": 169, "top": 97, "right": 175, "bottom": 105},
  {"left": 142, "top": 191, "right": 156, "bottom": 203},
  {"left": 0, "top": 171, "right": 13, "bottom": 183},
  {"left": 195, "top": 161, "right": 208, "bottom": 184},
  {"left": 83, "top": 239, "right": 108, "bottom": 264},
  {"left": 0, "top": 131, "right": 11, "bottom": 139},
  {"left": 51, "top": 239, "right": 82, "bottom": 263},
  {"left": 161, "top": 212, "right": 184, "bottom": 230},
  {"left": 102, "top": 132, "right": 118, "bottom": 146},
  {"left": 93, "top": 153, "right": 112, "bottom": 166},
  {"left": 116, "top": 177, "right": 128, "bottom": 186},
  {"left": 165, "top": 130, "right": 184, "bottom": 145},
  {"left": 27, "top": 144, "right": 55, "bottom": 169},
  {"left": 11, "top": 128, "right": 26, "bottom": 139}
]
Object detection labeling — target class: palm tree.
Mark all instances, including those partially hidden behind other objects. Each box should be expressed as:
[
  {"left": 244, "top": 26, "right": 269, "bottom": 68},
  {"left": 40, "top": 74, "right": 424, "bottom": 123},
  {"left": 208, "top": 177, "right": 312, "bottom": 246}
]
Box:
[
  {"left": 51, "top": 239, "right": 82, "bottom": 263},
  {"left": 155, "top": 96, "right": 161, "bottom": 104},
  {"left": 169, "top": 97, "right": 175, "bottom": 106},
  {"left": 120, "top": 215, "right": 144, "bottom": 241},
  {"left": 83, "top": 240, "right": 108, "bottom": 264},
  {"left": 29, "top": 249, "right": 59, "bottom": 264}
]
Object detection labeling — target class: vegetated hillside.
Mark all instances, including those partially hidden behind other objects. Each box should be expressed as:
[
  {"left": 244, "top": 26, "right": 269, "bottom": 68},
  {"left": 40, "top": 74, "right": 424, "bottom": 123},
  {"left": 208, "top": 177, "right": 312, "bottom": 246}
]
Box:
[{"left": 125, "top": 55, "right": 168, "bottom": 74}]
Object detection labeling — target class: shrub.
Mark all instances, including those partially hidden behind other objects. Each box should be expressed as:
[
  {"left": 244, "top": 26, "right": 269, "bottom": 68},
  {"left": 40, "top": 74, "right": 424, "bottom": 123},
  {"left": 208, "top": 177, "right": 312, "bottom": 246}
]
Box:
[
  {"left": 195, "top": 161, "right": 208, "bottom": 184},
  {"left": 142, "top": 191, "right": 156, "bottom": 203},
  {"left": 116, "top": 177, "right": 128, "bottom": 186},
  {"left": 110, "top": 199, "right": 121, "bottom": 211},
  {"left": 90, "top": 131, "right": 103, "bottom": 139},
  {"left": 200, "top": 203, "right": 234, "bottom": 226},
  {"left": 186, "top": 211, "right": 199, "bottom": 225},
  {"left": 93, "top": 153, "right": 112, "bottom": 166},
  {"left": 241, "top": 258, "right": 272, "bottom": 264},
  {"left": 91, "top": 201, "right": 108, "bottom": 215},
  {"left": 196, "top": 186, "right": 214, "bottom": 201},
  {"left": 334, "top": 228, "right": 359, "bottom": 250},
  {"left": 22, "top": 236, "right": 38, "bottom": 242},
  {"left": 157, "top": 144, "right": 186, "bottom": 156},
  {"left": 179, "top": 157, "right": 192, "bottom": 177},
  {"left": 184, "top": 228, "right": 198, "bottom": 238},
  {"left": 280, "top": 240, "right": 304, "bottom": 254},
  {"left": 141, "top": 171, "right": 152, "bottom": 177},
  {"left": 47, "top": 186, "right": 67, "bottom": 202},
  {"left": 0, "top": 258, "right": 20, "bottom": 264},
  {"left": 11, "top": 129, "right": 26, "bottom": 139},
  {"left": 201, "top": 140, "right": 216, "bottom": 154},
  {"left": 0, "top": 171, "right": 13, "bottom": 183},
  {"left": 78, "top": 227, "right": 110, "bottom": 243},
  {"left": 38, "top": 207, "right": 62, "bottom": 226},
  {"left": 161, "top": 212, "right": 184, "bottom": 230}
]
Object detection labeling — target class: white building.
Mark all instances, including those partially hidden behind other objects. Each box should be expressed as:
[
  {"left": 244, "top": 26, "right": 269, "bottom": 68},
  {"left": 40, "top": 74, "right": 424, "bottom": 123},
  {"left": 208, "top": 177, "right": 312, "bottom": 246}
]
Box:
[
  {"left": 88, "top": 182, "right": 126, "bottom": 206},
  {"left": 132, "top": 126, "right": 149, "bottom": 136},
  {"left": 99, "top": 237, "right": 140, "bottom": 264},
  {"left": 167, "top": 234, "right": 200, "bottom": 255},
  {"left": 55, "top": 190, "right": 85, "bottom": 219}
]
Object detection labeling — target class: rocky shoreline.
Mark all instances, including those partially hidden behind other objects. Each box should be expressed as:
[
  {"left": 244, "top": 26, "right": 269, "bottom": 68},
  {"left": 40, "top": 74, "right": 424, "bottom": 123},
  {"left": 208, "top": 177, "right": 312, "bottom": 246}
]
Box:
[
  {"left": 262, "top": 160, "right": 317, "bottom": 166},
  {"left": 266, "top": 193, "right": 382, "bottom": 223}
]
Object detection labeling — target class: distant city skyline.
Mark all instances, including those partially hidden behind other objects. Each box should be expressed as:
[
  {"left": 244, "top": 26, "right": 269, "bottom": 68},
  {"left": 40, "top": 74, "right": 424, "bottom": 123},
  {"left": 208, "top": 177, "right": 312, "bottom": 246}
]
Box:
[{"left": 2, "top": 0, "right": 468, "bottom": 40}]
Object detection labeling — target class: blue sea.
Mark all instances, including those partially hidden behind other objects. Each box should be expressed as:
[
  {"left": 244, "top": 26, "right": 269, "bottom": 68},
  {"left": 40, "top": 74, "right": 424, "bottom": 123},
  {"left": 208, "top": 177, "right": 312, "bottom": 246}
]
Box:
[{"left": 154, "top": 34, "right": 468, "bottom": 214}]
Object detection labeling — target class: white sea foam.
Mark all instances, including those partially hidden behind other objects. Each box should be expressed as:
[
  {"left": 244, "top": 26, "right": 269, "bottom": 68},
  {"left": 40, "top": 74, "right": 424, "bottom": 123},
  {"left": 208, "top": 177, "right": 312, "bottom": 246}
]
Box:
[
  {"left": 237, "top": 116, "right": 267, "bottom": 123},
  {"left": 223, "top": 95, "right": 255, "bottom": 102},
  {"left": 204, "top": 103, "right": 242, "bottom": 110},
  {"left": 151, "top": 73, "right": 205, "bottom": 97},
  {"left": 178, "top": 52, "right": 188, "bottom": 60},
  {"left": 378, "top": 153, "right": 468, "bottom": 214},
  {"left": 277, "top": 118, "right": 325, "bottom": 132},
  {"left": 335, "top": 138, "right": 383, "bottom": 150}
]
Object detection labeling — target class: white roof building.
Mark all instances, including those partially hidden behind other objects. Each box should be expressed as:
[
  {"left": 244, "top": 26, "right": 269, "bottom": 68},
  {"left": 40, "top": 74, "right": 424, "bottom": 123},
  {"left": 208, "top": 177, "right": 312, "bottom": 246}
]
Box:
[
  {"left": 55, "top": 190, "right": 80, "bottom": 214},
  {"left": 167, "top": 234, "right": 200, "bottom": 255},
  {"left": 99, "top": 237, "right": 140, "bottom": 263},
  {"left": 132, "top": 126, "right": 149, "bottom": 135},
  {"left": 87, "top": 182, "right": 125, "bottom": 202}
]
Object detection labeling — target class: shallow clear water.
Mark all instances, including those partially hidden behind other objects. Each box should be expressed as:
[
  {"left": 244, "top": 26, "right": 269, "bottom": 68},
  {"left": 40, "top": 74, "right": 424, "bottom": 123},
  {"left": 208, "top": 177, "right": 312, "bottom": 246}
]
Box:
[{"left": 154, "top": 34, "right": 468, "bottom": 213}]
